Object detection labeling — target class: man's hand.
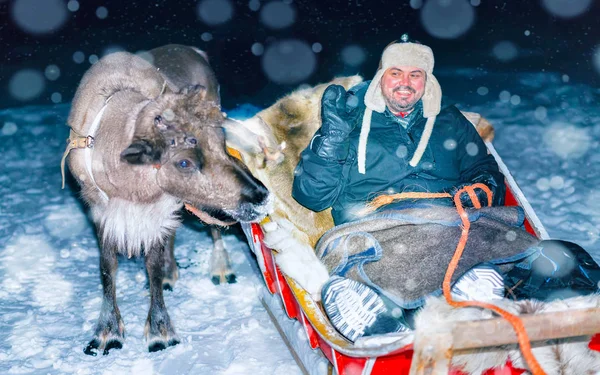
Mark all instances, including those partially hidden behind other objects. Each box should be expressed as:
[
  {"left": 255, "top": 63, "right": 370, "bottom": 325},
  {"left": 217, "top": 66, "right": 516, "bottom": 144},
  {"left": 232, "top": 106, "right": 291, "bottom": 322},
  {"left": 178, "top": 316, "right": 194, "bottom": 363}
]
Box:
[
  {"left": 320, "top": 84, "right": 360, "bottom": 135},
  {"left": 311, "top": 84, "right": 360, "bottom": 161},
  {"left": 449, "top": 172, "right": 503, "bottom": 208}
]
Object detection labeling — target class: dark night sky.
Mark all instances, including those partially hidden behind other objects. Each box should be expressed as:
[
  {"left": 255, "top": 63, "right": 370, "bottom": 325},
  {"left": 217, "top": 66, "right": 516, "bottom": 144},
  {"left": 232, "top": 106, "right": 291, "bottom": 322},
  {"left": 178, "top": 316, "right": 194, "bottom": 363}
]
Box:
[{"left": 1, "top": 0, "right": 599, "bottom": 110}]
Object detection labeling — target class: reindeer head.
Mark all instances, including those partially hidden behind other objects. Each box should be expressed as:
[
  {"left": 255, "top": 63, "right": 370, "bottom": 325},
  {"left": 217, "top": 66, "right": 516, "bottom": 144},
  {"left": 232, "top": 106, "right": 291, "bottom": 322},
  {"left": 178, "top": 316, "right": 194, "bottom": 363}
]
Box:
[{"left": 120, "top": 85, "right": 271, "bottom": 225}]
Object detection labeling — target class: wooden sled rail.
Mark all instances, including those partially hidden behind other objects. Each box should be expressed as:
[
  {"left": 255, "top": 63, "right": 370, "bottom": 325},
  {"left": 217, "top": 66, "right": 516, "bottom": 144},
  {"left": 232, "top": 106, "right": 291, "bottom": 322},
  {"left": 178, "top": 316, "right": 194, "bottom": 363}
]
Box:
[
  {"left": 452, "top": 307, "right": 600, "bottom": 350},
  {"left": 410, "top": 307, "right": 600, "bottom": 375}
]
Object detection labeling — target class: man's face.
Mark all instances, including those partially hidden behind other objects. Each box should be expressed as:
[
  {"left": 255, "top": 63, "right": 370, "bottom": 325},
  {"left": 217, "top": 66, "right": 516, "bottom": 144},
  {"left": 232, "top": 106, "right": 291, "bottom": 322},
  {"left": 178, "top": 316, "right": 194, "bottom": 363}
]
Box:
[{"left": 380, "top": 66, "right": 426, "bottom": 114}]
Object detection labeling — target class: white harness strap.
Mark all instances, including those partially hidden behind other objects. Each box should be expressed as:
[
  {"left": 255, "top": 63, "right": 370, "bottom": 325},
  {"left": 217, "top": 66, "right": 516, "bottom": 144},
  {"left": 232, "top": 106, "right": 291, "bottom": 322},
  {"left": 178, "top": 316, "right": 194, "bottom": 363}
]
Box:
[{"left": 82, "top": 96, "right": 113, "bottom": 202}]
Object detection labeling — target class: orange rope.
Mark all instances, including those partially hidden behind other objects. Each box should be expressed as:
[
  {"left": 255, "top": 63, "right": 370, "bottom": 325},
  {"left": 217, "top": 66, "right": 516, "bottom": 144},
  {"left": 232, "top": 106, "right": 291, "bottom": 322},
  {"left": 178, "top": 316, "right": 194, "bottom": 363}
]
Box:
[{"left": 362, "top": 183, "right": 546, "bottom": 374}]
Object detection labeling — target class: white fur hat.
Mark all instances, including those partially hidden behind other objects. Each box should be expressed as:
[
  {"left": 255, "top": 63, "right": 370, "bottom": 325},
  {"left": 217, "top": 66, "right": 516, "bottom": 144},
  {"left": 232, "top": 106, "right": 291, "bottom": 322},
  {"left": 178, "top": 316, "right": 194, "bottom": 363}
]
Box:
[{"left": 357, "top": 36, "right": 442, "bottom": 174}]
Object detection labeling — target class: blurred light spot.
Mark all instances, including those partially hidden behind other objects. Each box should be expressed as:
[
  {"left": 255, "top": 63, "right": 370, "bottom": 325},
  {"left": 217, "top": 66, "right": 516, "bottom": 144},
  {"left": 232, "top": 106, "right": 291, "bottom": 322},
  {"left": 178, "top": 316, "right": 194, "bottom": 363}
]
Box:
[
  {"left": 391, "top": 308, "right": 403, "bottom": 318},
  {"left": 260, "top": 1, "right": 295, "bottom": 29},
  {"left": 312, "top": 43, "right": 323, "bottom": 53},
  {"left": 197, "top": 0, "right": 233, "bottom": 26},
  {"left": 561, "top": 74, "right": 569, "bottom": 83},
  {"left": 96, "top": 6, "right": 108, "bottom": 19},
  {"left": 9, "top": 69, "right": 45, "bottom": 101},
  {"left": 420, "top": 0, "right": 475, "bottom": 39},
  {"left": 549, "top": 175, "right": 564, "bottom": 189},
  {"left": 541, "top": 0, "right": 592, "bottom": 18},
  {"left": 465, "top": 142, "right": 478, "bottom": 156},
  {"left": 261, "top": 39, "right": 316, "bottom": 84},
  {"left": 136, "top": 51, "right": 154, "bottom": 64},
  {"left": 251, "top": 43, "right": 264, "bottom": 56},
  {"left": 135, "top": 272, "right": 145, "bottom": 283},
  {"left": 346, "top": 95, "right": 358, "bottom": 108},
  {"left": 396, "top": 144, "right": 408, "bottom": 158},
  {"left": 2, "top": 122, "right": 18, "bottom": 136},
  {"left": 443, "top": 138, "right": 457, "bottom": 150},
  {"left": 88, "top": 54, "right": 99, "bottom": 64},
  {"left": 543, "top": 122, "right": 591, "bottom": 159},
  {"left": 67, "top": 0, "right": 79, "bottom": 12},
  {"left": 51, "top": 92, "right": 62, "bottom": 103},
  {"left": 162, "top": 108, "right": 175, "bottom": 121},
  {"left": 11, "top": 0, "right": 68, "bottom": 35},
  {"left": 470, "top": 0, "right": 480, "bottom": 6},
  {"left": 524, "top": 30, "right": 531, "bottom": 36},
  {"left": 476, "top": 86, "right": 488, "bottom": 96},
  {"left": 410, "top": 0, "right": 423, "bottom": 9},
  {"left": 536, "top": 177, "right": 550, "bottom": 191},
  {"left": 492, "top": 41, "right": 518, "bottom": 62},
  {"left": 534, "top": 106, "right": 547, "bottom": 121},
  {"left": 593, "top": 45, "right": 600, "bottom": 76},
  {"left": 422, "top": 161, "right": 434, "bottom": 170},
  {"left": 510, "top": 95, "right": 521, "bottom": 105},
  {"left": 405, "top": 277, "right": 417, "bottom": 291},
  {"left": 44, "top": 64, "right": 60, "bottom": 81},
  {"left": 60, "top": 249, "right": 70, "bottom": 258},
  {"left": 103, "top": 45, "right": 125, "bottom": 56},
  {"left": 201, "top": 32, "right": 213, "bottom": 41},
  {"left": 72, "top": 51, "right": 85, "bottom": 64},
  {"left": 499, "top": 90, "right": 511, "bottom": 102},
  {"left": 249, "top": 0, "right": 261, "bottom": 11},
  {"left": 505, "top": 230, "right": 517, "bottom": 242},
  {"left": 341, "top": 44, "right": 366, "bottom": 67}
]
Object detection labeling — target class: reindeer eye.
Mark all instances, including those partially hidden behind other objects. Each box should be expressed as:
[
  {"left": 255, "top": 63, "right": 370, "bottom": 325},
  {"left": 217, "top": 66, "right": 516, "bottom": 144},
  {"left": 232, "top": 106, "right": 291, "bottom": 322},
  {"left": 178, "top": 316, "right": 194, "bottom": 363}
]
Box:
[
  {"left": 154, "top": 115, "right": 162, "bottom": 125},
  {"left": 170, "top": 139, "right": 176, "bottom": 146},
  {"left": 187, "top": 137, "right": 197, "bottom": 145},
  {"left": 178, "top": 159, "right": 192, "bottom": 169}
]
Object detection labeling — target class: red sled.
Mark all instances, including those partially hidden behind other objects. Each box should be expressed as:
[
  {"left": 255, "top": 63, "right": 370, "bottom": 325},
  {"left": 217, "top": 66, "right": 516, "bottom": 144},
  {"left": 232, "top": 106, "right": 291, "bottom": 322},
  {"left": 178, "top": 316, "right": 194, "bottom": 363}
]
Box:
[{"left": 241, "top": 143, "right": 600, "bottom": 374}]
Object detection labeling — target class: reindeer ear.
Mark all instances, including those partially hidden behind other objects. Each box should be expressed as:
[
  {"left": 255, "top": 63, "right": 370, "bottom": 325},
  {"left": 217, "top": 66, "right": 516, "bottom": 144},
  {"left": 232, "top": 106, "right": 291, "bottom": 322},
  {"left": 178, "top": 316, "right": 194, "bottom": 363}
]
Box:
[{"left": 120, "top": 139, "right": 163, "bottom": 164}]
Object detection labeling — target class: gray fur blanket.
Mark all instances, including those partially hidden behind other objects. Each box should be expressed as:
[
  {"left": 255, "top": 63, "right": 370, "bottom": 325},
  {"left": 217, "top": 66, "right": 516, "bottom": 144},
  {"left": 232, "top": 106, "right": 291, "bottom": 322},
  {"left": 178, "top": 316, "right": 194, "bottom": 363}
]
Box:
[{"left": 317, "top": 205, "right": 540, "bottom": 308}]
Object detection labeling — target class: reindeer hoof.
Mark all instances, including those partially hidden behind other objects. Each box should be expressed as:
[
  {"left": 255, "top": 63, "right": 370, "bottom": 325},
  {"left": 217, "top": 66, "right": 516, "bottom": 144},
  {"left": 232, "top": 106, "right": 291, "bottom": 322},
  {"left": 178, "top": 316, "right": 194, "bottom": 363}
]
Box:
[
  {"left": 163, "top": 282, "right": 174, "bottom": 291},
  {"left": 83, "top": 337, "right": 123, "bottom": 356},
  {"left": 148, "top": 337, "right": 180, "bottom": 352},
  {"left": 226, "top": 274, "right": 237, "bottom": 284},
  {"left": 211, "top": 272, "right": 237, "bottom": 285}
]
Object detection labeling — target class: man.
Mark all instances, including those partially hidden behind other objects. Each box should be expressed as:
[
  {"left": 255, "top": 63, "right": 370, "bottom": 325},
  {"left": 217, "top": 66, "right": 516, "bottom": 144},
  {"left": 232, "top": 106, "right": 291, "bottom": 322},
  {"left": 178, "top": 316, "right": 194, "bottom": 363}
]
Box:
[
  {"left": 293, "top": 35, "right": 504, "bottom": 225},
  {"left": 291, "top": 36, "right": 600, "bottom": 343}
]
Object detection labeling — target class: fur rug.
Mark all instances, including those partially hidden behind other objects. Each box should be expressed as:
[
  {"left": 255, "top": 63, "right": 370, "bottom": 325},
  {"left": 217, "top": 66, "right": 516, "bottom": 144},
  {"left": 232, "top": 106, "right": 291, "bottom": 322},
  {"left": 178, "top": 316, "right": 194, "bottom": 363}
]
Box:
[{"left": 415, "top": 295, "right": 600, "bottom": 374}]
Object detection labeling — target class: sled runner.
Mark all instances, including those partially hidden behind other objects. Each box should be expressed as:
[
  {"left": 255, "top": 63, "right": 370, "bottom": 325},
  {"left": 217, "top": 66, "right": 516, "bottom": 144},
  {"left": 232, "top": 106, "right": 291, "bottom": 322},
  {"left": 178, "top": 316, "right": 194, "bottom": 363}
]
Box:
[{"left": 240, "top": 142, "right": 600, "bottom": 375}]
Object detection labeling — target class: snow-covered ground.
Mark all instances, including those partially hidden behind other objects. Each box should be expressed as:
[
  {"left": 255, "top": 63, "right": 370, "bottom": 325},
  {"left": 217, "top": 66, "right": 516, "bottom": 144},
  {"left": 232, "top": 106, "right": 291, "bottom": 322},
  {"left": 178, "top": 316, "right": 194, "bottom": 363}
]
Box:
[{"left": 0, "top": 69, "right": 599, "bottom": 374}]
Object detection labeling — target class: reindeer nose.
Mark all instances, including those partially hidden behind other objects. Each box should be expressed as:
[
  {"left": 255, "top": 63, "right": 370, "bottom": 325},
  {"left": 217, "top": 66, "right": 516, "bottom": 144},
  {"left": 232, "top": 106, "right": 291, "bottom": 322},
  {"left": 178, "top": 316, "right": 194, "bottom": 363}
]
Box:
[{"left": 241, "top": 181, "right": 269, "bottom": 205}]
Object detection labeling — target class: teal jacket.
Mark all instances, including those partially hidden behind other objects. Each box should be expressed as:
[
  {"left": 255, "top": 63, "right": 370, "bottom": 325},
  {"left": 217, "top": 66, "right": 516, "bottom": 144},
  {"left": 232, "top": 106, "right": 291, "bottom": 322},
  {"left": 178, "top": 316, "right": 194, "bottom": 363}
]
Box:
[{"left": 292, "top": 81, "right": 505, "bottom": 224}]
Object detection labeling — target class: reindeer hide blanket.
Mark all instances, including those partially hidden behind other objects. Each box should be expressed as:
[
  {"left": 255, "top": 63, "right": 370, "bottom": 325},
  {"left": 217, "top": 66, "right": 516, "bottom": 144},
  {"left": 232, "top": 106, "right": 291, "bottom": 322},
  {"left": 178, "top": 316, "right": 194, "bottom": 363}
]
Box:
[{"left": 316, "top": 205, "right": 540, "bottom": 309}]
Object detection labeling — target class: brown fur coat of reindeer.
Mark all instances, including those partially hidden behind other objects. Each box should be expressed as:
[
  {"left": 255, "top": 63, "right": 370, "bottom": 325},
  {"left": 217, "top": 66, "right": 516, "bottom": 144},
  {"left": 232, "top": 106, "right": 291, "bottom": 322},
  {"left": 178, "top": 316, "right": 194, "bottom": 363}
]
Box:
[{"left": 64, "top": 47, "right": 270, "bottom": 355}]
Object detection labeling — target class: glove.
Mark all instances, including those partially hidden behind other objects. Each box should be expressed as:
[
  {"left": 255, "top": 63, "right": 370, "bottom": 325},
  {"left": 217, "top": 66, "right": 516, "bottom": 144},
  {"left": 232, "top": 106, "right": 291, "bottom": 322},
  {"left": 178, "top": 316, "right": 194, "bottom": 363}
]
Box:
[
  {"left": 449, "top": 172, "right": 504, "bottom": 208},
  {"left": 310, "top": 84, "right": 360, "bottom": 161}
]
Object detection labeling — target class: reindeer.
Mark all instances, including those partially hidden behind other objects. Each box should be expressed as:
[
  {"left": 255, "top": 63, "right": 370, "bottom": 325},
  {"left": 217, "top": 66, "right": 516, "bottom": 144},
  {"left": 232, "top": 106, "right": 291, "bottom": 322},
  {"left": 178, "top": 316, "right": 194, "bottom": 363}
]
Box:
[{"left": 64, "top": 49, "right": 270, "bottom": 354}]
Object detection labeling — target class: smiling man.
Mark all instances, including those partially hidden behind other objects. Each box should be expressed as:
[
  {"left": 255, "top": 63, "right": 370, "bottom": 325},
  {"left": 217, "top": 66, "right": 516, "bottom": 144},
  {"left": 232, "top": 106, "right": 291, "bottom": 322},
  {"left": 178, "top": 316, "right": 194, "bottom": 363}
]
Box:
[{"left": 292, "top": 35, "right": 505, "bottom": 225}]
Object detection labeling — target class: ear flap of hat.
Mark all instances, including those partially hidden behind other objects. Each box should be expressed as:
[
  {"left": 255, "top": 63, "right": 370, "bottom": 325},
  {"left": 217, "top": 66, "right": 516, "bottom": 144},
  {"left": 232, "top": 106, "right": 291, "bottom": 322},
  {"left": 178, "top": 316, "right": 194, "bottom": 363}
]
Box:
[
  {"left": 363, "top": 69, "right": 387, "bottom": 113},
  {"left": 422, "top": 73, "right": 442, "bottom": 118}
]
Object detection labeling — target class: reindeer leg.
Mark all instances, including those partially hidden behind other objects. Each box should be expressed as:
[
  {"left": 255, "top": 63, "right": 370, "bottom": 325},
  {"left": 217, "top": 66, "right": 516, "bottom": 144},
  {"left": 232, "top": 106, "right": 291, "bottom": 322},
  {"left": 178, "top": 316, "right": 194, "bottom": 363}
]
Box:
[
  {"left": 144, "top": 237, "right": 180, "bottom": 352},
  {"left": 210, "top": 226, "right": 236, "bottom": 284},
  {"left": 84, "top": 232, "right": 125, "bottom": 356},
  {"left": 162, "top": 235, "right": 178, "bottom": 291}
]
